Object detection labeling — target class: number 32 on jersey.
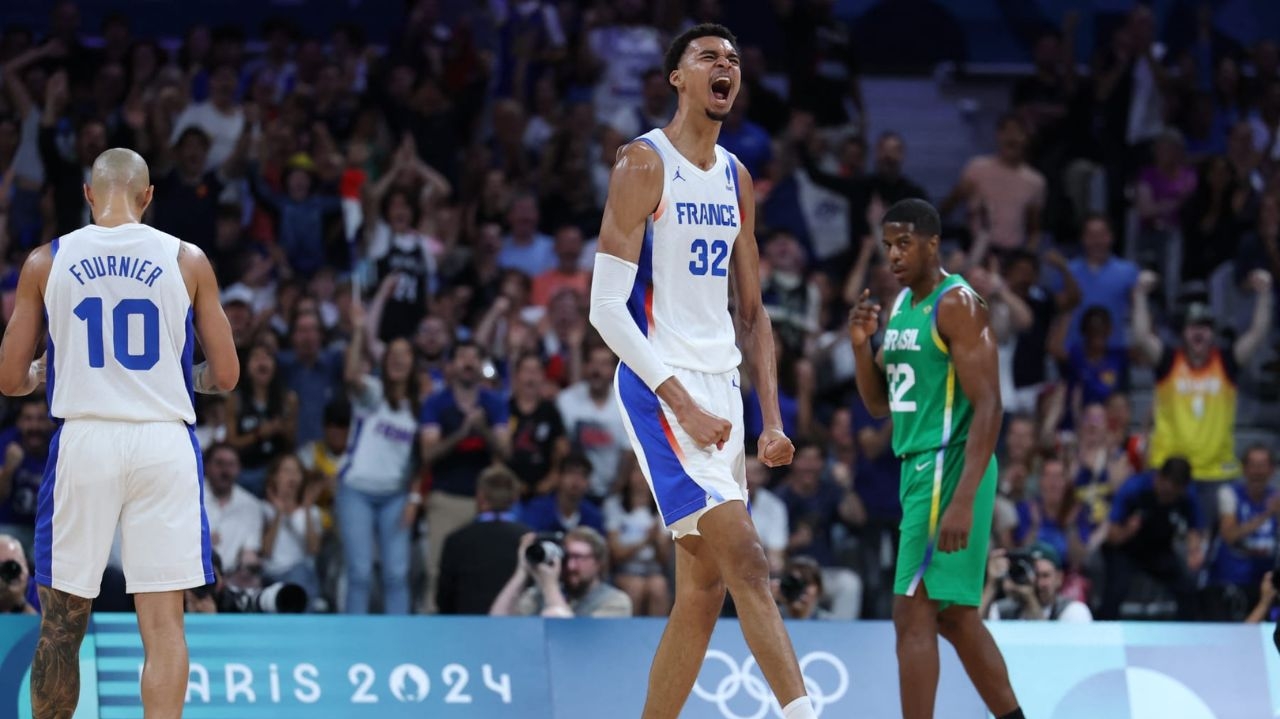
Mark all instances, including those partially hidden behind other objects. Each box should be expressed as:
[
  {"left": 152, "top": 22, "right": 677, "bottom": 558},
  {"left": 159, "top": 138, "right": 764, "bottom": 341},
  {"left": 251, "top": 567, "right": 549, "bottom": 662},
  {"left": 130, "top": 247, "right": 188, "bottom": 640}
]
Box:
[
  {"left": 886, "top": 363, "right": 916, "bottom": 412},
  {"left": 689, "top": 239, "right": 728, "bottom": 277}
]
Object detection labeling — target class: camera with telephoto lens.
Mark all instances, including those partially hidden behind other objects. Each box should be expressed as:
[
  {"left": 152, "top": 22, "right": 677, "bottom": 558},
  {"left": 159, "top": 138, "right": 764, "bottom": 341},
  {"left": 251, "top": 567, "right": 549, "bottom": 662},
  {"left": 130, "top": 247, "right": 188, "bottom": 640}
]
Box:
[
  {"left": 0, "top": 559, "right": 22, "bottom": 584},
  {"left": 779, "top": 572, "right": 809, "bottom": 604},
  {"left": 218, "top": 582, "right": 307, "bottom": 614},
  {"left": 525, "top": 532, "right": 565, "bottom": 566},
  {"left": 1005, "top": 550, "right": 1037, "bottom": 586}
]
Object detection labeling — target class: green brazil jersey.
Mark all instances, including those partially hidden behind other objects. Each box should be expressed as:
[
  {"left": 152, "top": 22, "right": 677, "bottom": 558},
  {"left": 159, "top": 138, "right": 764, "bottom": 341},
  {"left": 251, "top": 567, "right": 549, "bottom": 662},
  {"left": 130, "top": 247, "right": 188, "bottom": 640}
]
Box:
[{"left": 882, "top": 273, "right": 980, "bottom": 457}]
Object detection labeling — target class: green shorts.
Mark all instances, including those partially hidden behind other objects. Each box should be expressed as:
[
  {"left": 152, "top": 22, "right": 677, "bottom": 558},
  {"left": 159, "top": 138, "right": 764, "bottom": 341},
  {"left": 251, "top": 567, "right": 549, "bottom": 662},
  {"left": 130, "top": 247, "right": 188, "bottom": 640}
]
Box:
[{"left": 893, "top": 444, "right": 997, "bottom": 608}]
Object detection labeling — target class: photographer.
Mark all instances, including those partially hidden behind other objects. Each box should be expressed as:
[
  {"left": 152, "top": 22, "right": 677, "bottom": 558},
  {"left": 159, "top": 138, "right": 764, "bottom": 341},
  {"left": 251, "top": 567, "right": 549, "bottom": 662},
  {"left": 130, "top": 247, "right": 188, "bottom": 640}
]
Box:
[
  {"left": 489, "top": 526, "right": 632, "bottom": 618},
  {"left": 775, "top": 556, "right": 831, "bottom": 620},
  {"left": 982, "top": 543, "right": 1093, "bottom": 622},
  {"left": 0, "top": 534, "right": 36, "bottom": 614},
  {"left": 184, "top": 550, "right": 307, "bottom": 614}
]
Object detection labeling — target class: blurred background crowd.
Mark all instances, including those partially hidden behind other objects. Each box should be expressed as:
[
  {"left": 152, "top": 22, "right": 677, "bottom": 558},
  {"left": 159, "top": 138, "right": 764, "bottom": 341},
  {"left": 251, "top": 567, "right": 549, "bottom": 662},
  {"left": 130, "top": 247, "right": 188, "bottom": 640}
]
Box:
[{"left": 0, "top": 0, "right": 1278, "bottom": 626}]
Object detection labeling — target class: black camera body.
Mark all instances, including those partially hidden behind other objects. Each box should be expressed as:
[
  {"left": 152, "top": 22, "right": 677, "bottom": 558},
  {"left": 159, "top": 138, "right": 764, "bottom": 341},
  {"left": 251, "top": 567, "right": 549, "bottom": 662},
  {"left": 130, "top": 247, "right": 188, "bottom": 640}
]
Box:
[
  {"left": 1005, "top": 550, "right": 1038, "bottom": 586},
  {"left": 218, "top": 582, "right": 307, "bottom": 614},
  {"left": 525, "top": 532, "right": 565, "bottom": 566},
  {"left": 0, "top": 559, "right": 22, "bottom": 584},
  {"left": 779, "top": 572, "right": 808, "bottom": 604}
]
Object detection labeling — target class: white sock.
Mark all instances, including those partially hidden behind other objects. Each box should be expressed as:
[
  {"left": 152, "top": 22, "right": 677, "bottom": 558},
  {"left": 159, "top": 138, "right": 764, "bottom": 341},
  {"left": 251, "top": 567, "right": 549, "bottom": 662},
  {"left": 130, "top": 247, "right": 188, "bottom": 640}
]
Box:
[{"left": 782, "top": 695, "right": 817, "bottom": 719}]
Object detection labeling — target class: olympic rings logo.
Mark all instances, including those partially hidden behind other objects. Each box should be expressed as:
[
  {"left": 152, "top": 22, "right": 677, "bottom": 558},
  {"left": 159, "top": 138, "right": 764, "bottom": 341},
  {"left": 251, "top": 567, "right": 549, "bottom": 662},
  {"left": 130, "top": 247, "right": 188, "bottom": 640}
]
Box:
[{"left": 691, "top": 650, "right": 849, "bottom": 719}]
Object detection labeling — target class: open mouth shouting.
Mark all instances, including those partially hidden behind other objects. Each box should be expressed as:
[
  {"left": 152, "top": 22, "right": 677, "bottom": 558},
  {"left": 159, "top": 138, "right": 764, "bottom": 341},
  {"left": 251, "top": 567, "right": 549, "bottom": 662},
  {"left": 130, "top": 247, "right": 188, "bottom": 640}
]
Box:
[{"left": 710, "top": 75, "right": 733, "bottom": 108}]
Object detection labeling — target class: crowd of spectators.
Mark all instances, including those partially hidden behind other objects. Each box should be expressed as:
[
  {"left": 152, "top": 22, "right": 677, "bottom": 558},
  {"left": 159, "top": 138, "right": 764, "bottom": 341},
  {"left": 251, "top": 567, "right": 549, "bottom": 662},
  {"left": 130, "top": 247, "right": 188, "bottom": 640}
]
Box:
[{"left": 0, "top": 1, "right": 1277, "bottom": 625}]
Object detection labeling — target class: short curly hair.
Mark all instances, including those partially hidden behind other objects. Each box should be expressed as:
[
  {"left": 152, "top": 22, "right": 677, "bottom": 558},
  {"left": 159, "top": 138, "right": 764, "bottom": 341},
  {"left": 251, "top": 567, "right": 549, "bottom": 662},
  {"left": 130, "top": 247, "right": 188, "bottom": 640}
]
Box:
[{"left": 662, "top": 23, "right": 738, "bottom": 81}]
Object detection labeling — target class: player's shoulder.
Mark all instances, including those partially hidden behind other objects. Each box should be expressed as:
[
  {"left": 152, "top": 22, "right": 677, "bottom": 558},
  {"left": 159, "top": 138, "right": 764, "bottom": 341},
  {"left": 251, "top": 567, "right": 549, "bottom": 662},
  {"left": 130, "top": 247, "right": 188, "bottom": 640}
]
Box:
[
  {"left": 176, "top": 239, "right": 208, "bottom": 262},
  {"left": 615, "top": 137, "right": 665, "bottom": 176},
  {"left": 176, "top": 240, "right": 215, "bottom": 276},
  {"left": 936, "top": 279, "right": 989, "bottom": 327},
  {"left": 606, "top": 139, "right": 665, "bottom": 212},
  {"left": 24, "top": 242, "right": 54, "bottom": 267}
]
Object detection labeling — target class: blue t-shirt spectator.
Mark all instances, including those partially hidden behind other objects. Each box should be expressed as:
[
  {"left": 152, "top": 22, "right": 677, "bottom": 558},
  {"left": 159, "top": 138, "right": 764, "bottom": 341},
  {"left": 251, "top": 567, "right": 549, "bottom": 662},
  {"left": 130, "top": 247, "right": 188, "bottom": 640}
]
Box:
[
  {"left": 1063, "top": 255, "right": 1139, "bottom": 349},
  {"left": 498, "top": 234, "right": 556, "bottom": 278},
  {"left": 1210, "top": 481, "right": 1278, "bottom": 589},
  {"left": 419, "top": 388, "right": 509, "bottom": 496},
  {"left": 1060, "top": 343, "right": 1129, "bottom": 407},
  {"left": 278, "top": 347, "right": 345, "bottom": 447},
  {"left": 251, "top": 168, "right": 341, "bottom": 279},
  {"left": 519, "top": 494, "right": 605, "bottom": 535},
  {"left": 1109, "top": 472, "right": 1204, "bottom": 561},
  {"left": 1030, "top": 501, "right": 1071, "bottom": 564}
]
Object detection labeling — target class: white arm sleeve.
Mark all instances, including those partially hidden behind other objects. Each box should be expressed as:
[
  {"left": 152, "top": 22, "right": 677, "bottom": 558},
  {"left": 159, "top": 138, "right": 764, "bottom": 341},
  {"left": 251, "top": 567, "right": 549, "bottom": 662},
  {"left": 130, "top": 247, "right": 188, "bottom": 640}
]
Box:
[{"left": 589, "top": 253, "right": 674, "bottom": 392}]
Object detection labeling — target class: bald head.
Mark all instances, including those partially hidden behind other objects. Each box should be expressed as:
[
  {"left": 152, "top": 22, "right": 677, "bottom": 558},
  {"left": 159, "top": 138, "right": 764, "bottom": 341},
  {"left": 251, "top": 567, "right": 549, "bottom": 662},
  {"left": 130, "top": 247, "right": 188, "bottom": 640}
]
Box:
[
  {"left": 0, "top": 534, "right": 25, "bottom": 565},
  {"left": 85, "top": 148, "right": 154, "bottom": 224},
  {"left": 92, "top": 148, "right": 150, "bottom": 193}
]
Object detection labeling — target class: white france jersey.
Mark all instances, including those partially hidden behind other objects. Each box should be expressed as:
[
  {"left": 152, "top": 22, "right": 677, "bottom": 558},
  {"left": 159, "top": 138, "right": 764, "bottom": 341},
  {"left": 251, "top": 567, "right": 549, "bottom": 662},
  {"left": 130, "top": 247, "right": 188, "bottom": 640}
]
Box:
[
  {"left": 629, "top": 128, "right": 743, "bottom": 374},
  {"left": 45, "top": 223, "right": 196, "bottom": 424}
]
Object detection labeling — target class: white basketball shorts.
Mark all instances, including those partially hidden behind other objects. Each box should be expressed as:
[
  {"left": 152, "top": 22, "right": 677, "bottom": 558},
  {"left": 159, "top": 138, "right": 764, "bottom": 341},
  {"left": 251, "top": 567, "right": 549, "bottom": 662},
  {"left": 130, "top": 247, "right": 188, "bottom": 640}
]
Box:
[
  {"left": 35, "top": 419, "right": 213, "bottom": 598},
  {"left": 615, "top": 363, "right": 746, "bottom": 537}
]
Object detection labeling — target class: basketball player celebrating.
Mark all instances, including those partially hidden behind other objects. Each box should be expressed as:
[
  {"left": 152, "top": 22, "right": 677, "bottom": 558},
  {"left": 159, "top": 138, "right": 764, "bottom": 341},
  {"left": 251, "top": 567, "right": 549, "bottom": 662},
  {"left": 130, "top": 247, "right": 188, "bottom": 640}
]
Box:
[
  {"left": 0, "top": 148, "right": 239, "bottom": 718},
  {"left": 849, "top": 199, "right": 1023, "bottom": 719},
  {"left": 589, "top": 23, "right": 816, "bottom": 719}
]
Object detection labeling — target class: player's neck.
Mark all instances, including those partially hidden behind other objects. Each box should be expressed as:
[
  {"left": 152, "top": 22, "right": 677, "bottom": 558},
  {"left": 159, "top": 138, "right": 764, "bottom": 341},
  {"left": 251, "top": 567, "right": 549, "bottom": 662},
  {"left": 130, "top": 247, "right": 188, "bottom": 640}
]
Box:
[
  {"left": 663, "top": 108, "right": 722, "bottom": 170},
  {"left": 908, "top": 268, "right": 946, "bottom": 302},
  {"left": 93, "top": 195, "right": 143, "bottom": 228}
]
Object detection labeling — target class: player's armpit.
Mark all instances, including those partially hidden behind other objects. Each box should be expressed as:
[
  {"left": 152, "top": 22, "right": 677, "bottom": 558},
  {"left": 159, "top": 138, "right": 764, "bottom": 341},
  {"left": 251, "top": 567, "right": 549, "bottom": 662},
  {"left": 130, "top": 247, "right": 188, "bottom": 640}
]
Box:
[
  {"left": 181, "top": 242, "right": 239, "bottom": 393},
  {"left": 0, "top": 246, "right": 50, "bottom": 396}
]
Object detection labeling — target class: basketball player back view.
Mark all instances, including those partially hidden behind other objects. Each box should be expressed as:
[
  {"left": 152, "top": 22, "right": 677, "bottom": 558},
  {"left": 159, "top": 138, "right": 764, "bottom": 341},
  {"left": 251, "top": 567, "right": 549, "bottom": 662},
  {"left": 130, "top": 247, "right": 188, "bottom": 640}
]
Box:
[
  {"left": 43, "top": 222, "right": 208, "bottom": 594},
  {"left": 0, "top": 148, "right": 239, "bottom": 719}
]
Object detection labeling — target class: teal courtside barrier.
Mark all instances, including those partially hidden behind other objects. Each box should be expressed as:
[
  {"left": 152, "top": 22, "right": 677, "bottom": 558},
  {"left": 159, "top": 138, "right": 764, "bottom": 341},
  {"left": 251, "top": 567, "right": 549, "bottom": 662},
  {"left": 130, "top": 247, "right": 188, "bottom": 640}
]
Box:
[{"left": 0, "top": 615, "right": 1276, "bottom": 718}]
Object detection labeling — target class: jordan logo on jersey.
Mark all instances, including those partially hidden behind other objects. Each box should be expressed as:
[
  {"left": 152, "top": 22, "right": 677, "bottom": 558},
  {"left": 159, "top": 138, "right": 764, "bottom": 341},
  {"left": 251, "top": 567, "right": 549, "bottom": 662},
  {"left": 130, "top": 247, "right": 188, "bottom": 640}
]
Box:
[
  {"left": 884, "top": 328, "right": 922, "bottom": 352},
  {"left": 724, "top": 165, "right": 733, "bottom": 191}
]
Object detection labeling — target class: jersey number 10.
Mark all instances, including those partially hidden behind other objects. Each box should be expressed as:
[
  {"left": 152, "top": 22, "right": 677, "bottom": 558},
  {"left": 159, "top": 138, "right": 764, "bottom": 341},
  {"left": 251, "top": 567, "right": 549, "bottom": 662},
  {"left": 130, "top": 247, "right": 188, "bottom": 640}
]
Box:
[{"left": 73, "top": 297, "right": 161, "bottom": 371}]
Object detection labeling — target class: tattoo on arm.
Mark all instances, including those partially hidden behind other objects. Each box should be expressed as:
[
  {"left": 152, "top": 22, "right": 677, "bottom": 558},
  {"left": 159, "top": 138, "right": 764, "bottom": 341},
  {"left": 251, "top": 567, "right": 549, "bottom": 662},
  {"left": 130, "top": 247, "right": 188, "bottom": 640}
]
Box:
[
  {"left": 193, "top": 361, "right": 224, "bottom": 395},
  {"left": 31, "top": 586, "right": 92, "bottom": 719}
]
